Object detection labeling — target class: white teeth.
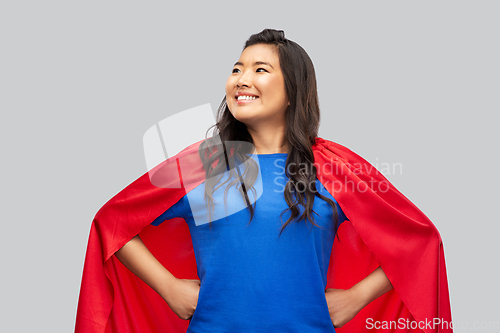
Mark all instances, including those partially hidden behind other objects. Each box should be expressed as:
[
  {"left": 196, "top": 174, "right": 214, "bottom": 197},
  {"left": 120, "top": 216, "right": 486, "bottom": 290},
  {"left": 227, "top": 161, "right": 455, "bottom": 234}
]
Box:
[{"left": 237, "top": 96, "right": 257, "bottom": 101}]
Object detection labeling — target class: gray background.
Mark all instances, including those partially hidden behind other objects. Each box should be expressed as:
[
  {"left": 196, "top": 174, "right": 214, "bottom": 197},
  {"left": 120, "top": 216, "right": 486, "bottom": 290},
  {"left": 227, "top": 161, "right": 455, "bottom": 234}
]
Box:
[{"left": 1, "top": 1, "right": 498, "bottom": 332}]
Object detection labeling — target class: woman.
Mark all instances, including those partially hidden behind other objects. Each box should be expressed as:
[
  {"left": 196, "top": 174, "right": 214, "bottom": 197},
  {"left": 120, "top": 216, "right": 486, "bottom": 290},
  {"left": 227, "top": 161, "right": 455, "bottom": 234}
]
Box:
[{"left": 75, "top": 29, "right": 452, "bottom": 332}]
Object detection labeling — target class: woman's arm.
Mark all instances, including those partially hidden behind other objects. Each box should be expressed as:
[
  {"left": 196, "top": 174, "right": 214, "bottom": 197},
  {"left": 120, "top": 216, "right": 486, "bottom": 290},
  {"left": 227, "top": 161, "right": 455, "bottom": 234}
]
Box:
[
  {"left": 114, "top": 235, "right": 200, "bottom": 320},
  {"left": 325, "top": 266, "right": 393, "bottom": 328}
]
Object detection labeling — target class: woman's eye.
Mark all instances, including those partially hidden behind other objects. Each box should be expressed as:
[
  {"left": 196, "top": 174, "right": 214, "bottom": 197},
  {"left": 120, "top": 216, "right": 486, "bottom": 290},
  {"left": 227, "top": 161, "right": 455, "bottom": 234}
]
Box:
[
  {"left": 232, "top": 68, "right": 240, "bottom": 73},
  {"left": 256, "top": 68, "right": 268, "bottom": 73}
]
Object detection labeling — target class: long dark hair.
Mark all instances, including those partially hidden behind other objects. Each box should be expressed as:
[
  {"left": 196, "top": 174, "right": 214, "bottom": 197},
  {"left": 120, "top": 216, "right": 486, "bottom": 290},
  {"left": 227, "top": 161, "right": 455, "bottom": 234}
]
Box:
[{"left": 198, "top": 29, "right": 339, "bottom": 236}]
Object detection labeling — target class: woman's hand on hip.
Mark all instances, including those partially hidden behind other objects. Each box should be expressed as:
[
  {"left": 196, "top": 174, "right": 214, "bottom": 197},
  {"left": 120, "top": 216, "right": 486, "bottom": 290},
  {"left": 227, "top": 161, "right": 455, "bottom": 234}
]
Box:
[
  {"left": 162, "top": 278, "right": 201, "bottom": 321},
  {"left": 325, "top": 266, "right": 394, "bottom": 327},
  {"left": 325, "top": 288, "right": 364, "bottom": 328}
]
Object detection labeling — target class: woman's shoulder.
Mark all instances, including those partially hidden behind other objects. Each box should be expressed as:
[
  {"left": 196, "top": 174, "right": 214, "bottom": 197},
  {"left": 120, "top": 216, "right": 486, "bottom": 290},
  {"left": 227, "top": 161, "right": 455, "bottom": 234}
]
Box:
[{"left": 313, "top": 137, "right": 366, "bottom": 164}]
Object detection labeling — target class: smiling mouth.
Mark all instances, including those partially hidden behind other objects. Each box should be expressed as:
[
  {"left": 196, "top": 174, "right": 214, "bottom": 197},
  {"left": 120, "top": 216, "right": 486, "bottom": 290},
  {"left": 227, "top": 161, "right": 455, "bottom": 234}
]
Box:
[
  {"left": 236, "top": 95, "right": 258, "bottom": 101},
  {"left": 236, "top": 96, "right": 259, "bottom": 105}
]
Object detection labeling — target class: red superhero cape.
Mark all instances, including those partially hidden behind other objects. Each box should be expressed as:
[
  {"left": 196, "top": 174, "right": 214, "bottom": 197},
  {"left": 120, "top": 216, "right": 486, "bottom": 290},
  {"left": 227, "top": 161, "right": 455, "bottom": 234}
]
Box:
[{"left": 75, "top": 137, "right": 452, "bottom": 333}]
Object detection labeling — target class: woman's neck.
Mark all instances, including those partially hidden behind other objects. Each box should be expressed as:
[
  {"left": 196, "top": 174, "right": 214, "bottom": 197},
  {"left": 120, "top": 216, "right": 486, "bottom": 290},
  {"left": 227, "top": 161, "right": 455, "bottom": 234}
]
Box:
[{"left": 246, "top": 124, "right": 288, "bottom": 154}]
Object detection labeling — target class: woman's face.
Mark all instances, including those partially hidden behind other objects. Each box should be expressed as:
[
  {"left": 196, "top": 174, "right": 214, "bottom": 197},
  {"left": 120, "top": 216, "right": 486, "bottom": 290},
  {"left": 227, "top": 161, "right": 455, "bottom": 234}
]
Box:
[{"left": 225, "top": 44, "right": 289, "bottom": 130}]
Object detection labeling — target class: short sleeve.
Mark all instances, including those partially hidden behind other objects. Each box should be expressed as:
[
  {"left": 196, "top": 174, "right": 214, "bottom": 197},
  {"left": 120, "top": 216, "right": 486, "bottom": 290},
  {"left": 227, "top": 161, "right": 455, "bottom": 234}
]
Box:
[{"left": 150, "top": 195, "right": 188, "bottom": 226}]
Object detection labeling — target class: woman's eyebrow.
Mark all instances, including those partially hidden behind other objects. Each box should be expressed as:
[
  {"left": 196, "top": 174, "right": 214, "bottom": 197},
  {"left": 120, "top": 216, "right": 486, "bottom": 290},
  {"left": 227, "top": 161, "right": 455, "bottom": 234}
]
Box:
[{"left": 233, "top": 61, "right": 274, "bottom": 69}]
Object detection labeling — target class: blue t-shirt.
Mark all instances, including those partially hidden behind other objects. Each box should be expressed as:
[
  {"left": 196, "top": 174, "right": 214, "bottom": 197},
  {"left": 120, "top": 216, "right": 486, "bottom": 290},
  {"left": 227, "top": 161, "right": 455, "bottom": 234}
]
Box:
[{"left": 152, "top": 153, "right": 347, "bottom": 332}]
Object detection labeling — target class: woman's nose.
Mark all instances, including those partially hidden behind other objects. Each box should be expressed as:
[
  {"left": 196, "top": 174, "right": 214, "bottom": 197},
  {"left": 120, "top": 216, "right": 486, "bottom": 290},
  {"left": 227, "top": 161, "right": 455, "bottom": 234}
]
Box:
[{"left": 236, "top": 72, "right": 252, "bottom": 88}]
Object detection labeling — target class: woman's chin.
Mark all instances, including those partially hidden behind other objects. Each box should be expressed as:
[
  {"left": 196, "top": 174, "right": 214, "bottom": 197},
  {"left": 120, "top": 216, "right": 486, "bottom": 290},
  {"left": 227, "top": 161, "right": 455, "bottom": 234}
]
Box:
[{"left": 231, "top": 109, "right": 259, "bottom": 123}]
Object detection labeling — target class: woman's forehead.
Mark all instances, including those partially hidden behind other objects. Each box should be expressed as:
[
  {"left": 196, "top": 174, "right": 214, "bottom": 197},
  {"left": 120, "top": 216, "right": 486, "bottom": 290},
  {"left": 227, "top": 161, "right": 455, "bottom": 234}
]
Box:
[{"left": 238, "top": 44, "right": 280, "bottom": 66}]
